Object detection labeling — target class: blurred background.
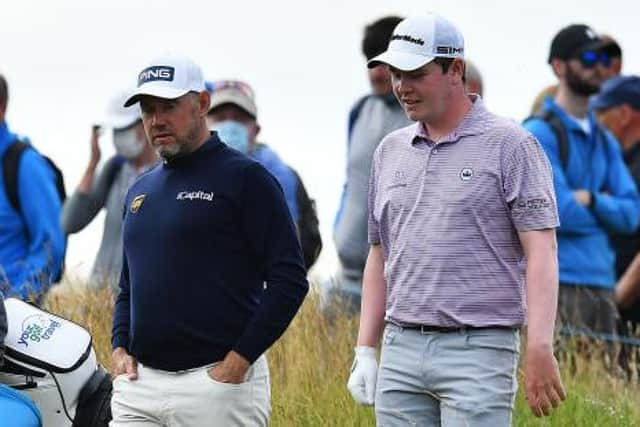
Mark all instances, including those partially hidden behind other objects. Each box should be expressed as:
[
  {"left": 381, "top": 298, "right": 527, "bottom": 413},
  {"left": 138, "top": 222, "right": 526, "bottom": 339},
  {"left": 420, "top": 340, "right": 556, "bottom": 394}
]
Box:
[{"left": 1, "top": 0, "right": 637, "bottom": 283}]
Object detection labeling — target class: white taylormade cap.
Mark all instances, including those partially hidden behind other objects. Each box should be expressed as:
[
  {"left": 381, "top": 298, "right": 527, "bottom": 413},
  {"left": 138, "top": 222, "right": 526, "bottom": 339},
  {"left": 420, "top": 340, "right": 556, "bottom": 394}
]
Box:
[
  {"left": 368, "top": 13, "right": 464, "bottom": 71},
  {"left": 124, "top": 54, "right": 206, "bottom": 107}
]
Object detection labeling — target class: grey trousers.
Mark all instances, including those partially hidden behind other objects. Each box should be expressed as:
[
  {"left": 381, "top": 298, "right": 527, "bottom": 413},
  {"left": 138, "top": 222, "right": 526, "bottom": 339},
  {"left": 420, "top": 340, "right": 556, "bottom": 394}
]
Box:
[{"left": 375, "top": 324, "right": 520, "bottom": 427}]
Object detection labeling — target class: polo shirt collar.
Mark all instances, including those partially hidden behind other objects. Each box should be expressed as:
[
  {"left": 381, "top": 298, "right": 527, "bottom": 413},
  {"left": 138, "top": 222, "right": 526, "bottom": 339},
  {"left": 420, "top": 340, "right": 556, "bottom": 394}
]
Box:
[{"left": 412, "top": 95, "right": 492, "bottom": 145}]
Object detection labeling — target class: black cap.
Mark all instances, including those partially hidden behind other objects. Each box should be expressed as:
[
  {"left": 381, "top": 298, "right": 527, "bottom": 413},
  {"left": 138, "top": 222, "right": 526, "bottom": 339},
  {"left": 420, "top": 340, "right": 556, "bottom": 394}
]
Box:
[{"left": 548, "top": 24, "right": 603, "bottom": 64}]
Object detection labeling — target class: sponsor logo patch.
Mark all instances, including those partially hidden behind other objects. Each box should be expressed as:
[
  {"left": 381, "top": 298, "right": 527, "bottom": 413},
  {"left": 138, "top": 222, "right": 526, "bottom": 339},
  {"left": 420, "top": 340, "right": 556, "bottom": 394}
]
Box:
[
  {"left": 459, "top": 167, "right": 474, "bottom": 181},
  {"left": 17, "top": 314, "right": 61, "bottom": 347},
  {"left": 176, "top": 191, "right": 215, "bottom": 202},
  {"left": 138, "top": 66, "right": 175, "bottom": 86},
  {"left": 130, "top": 194, "right": 146, "bottom": 213},
  {"left": 391, "top": 34, "right": 425, "bottom": 46}
]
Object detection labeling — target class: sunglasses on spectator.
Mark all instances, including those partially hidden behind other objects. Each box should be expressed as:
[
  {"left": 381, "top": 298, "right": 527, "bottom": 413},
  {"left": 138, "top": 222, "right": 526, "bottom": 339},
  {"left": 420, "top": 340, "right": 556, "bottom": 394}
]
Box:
[
  {"left": 573, "top": 50, "right": 611, "bottom": 69},
  {"left": 206, "top": 80, "right": 255, "bottom": 99}
]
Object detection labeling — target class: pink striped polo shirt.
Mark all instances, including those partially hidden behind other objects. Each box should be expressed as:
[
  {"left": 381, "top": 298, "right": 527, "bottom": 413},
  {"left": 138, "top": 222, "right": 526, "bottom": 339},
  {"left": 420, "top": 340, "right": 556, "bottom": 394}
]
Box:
[{"left": 368, "top": 96, "right": 559, "bottom": 327}]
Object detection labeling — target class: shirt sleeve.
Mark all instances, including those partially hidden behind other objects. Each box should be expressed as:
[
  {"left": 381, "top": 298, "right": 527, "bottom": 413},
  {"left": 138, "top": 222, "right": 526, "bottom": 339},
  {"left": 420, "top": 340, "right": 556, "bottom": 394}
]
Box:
[
  {"left": 111, "top": 248, "right": 131, "bottom": 350},
  {"left": 367, "top": 147, "right": 381, "bottom": 245},
  {"left": 524, "top": 119, "right": 601, "bottom": 234},
  {"left": 502, "top": 130, "right": 560, "bottom": 231},
  {"left": 62, "top": 156, "right": 122, "bottom": 233},
  {"left": 232, "top": 163, "right": 308, "bottom": 363}
]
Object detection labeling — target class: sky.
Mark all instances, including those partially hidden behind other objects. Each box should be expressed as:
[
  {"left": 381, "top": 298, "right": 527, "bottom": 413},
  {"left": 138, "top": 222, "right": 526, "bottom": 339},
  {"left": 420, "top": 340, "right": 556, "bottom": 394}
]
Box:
[{"left": 1, "top": 0, "right": 637, "bottom": 283}]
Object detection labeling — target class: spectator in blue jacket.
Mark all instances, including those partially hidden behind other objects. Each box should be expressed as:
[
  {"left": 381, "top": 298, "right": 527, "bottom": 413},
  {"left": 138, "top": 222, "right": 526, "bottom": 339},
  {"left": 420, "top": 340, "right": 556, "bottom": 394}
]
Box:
[
  {"left": 524, "top": 25, "right": 640, "bottom": 337},
  {"left": 0, "top": 74, "right": 65, "bottom": 301},
  {"left": 206, "top": 79, "right": 322, "bottom": 271}
]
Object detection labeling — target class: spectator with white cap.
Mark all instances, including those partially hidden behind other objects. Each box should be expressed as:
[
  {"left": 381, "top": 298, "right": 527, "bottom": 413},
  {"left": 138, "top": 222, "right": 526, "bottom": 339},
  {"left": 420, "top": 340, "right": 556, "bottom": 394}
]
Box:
[
  {"left": 346, "top": 13, "right": 565, "bottom": 423},
  {"left": 61, "top": 91, "right": 157, "bottom": 291},
  {"left": 110, "top": 54, "right": 307, "bottom": 427}
]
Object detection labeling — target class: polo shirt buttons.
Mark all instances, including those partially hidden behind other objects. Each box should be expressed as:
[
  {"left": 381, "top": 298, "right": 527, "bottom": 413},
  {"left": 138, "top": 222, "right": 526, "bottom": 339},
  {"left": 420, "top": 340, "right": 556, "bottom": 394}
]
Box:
[{"left": 432, "top": 148, "right": 438, "bottom": 154}]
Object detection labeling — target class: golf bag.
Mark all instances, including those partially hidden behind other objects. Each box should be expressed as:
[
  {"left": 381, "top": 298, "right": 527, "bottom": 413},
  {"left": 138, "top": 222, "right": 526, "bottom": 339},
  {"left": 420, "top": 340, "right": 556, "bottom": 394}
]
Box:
[{"left": 0, "top": 298, "right": 112, "bottom": 427}]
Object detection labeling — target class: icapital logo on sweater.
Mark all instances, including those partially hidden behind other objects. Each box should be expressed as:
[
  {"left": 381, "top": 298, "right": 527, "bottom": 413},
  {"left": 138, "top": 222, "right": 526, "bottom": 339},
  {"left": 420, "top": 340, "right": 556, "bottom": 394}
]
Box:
[{"left": 176, "top": 191, "right": 215, "bottom": 202}]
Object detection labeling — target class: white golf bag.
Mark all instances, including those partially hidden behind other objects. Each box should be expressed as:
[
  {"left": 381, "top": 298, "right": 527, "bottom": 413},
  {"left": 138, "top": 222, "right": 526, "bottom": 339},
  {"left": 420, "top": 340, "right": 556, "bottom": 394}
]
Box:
[{"left": 0, "top": 298, "right": 112, "bottom": 427}]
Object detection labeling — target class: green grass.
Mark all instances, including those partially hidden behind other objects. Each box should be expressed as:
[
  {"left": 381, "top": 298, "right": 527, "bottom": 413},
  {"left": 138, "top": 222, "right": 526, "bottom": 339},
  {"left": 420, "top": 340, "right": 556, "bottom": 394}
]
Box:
[{"left": 44, "top": 283, "right": 640, "bottom": 426}]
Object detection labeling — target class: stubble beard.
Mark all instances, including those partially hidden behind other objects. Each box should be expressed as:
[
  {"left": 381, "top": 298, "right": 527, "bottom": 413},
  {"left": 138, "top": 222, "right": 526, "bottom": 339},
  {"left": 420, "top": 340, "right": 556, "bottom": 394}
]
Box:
[{"left": 566, "top": 66, "right": 600, "bottom": 97}]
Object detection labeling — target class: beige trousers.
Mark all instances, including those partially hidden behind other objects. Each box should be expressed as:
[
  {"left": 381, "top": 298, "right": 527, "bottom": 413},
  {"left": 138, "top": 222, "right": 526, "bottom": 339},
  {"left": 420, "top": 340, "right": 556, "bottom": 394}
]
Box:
[{"left": 110, "top": 355, "right": 270, "bottom": 427}]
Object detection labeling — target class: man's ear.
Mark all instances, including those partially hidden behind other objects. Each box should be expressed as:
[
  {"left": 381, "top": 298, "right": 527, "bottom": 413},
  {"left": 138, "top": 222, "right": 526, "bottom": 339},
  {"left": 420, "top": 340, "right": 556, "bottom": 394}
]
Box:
[
  {"left": 451, "top": 59, "right": 465, "bottom": 84},
  {"left": 198, "top": 91, "right": 211, "bottom": 117},
  {"left": 550, "top": 59, "right": 566, "bottom": 78},
  {"left": 618, "top": 104, "right": 633, "bottom": 127}
]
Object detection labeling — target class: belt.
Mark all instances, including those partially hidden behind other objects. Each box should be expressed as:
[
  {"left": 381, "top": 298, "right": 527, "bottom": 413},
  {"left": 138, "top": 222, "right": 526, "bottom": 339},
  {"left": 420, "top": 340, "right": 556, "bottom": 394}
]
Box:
[{"left": 402, "top": 324, "right": 516, "bottom": 334}]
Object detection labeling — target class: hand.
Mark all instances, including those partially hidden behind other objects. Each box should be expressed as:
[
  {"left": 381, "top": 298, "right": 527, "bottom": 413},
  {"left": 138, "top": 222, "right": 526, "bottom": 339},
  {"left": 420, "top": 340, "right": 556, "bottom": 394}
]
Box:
[
  {"left": 208, "top": 351, "right": 250, "bottom": 384},
  {"left": 89, "top": 125, "right": 102, "bottom": 170},
  {"left": 111, "top": 347, "right": 138, "bottom": 380},
  {"left": 574, "top": 190, "right": 592, "bottom": 207},
  {"left": 347, "top": 346, "right": 378, "bottom": 405},
  {"left": 524, "top": 343, "right": 566, "bottom": 417}
]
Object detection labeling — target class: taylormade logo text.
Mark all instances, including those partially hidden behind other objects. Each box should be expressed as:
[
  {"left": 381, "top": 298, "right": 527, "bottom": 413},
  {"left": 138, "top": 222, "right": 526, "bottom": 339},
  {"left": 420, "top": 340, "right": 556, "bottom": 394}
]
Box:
[
  {"left": 176, "top": 191, "right": 215, "bottom": 201},
  {"left": 391, "top": 34, "right": 425, "bottom": 46}
]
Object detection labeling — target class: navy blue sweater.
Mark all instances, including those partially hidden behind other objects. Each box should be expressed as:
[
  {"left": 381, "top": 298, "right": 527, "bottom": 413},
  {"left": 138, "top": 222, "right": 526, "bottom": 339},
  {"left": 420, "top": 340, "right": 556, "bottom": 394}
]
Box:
[{"left": 111, "top": 135, "right": 308, "bottom": 371}]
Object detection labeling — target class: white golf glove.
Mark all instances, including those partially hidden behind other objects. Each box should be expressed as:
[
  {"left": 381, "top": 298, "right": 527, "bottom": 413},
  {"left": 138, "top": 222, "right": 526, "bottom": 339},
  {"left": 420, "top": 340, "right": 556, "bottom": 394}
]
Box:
[{"left": 347, "top": 346, "right": 378, "bottom": 405}]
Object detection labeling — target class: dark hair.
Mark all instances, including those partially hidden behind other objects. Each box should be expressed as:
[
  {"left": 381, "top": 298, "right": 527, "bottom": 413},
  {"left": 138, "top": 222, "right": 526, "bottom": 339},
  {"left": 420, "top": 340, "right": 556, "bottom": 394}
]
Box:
[
  {"left": 0, "top": 74, "right": 8, "bottom": 107},
  {"left": 433, "top": 58, "right": 466, "bottom": 84},
  {"left": 362, "top": 16, "right": 403, "bottom": 60},
  {"left": 601, "top": 41, "right": 622, "bottom": 59}
]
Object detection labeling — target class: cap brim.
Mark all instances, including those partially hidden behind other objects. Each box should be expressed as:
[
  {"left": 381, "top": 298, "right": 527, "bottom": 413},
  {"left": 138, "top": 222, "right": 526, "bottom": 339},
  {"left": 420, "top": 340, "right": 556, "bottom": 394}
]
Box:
[
  {"left": 589, "top": 94, "right": 615, "bottom": 111},
  {"left": 367, "top": 50, "right": 435, "bottom": 71},
  {"left": 208, "top": 93, "right": 257, "bottom": 118},
  {"left": 123, "top": 86, "right": 192, "bottom": 107},
  {"left": 103, "top": 114, "right": 141, "bottom": 130}
]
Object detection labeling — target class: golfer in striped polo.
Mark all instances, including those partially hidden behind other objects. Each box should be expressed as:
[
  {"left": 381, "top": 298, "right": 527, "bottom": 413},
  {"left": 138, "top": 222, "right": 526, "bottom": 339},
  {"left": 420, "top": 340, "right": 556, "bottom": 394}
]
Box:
[{"left": 347, "top": 13, "right": 566, "bottom": 425}]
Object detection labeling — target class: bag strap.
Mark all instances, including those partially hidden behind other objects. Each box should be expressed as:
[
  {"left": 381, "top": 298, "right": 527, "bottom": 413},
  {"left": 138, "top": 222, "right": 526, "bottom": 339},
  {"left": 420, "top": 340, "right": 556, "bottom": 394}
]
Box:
[
  {"left": 527, "top": 109, "right": 569, "bottom": 170},
  {"left": 2, "top": 139, "right": 30, "bottom": 214}
]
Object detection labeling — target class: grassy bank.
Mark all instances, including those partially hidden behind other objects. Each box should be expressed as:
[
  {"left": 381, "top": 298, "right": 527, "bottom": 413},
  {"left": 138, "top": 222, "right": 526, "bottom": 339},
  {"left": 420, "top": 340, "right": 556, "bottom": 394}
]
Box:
[{"left": 44, "top": 285, "right": 640, "bottom": 426}]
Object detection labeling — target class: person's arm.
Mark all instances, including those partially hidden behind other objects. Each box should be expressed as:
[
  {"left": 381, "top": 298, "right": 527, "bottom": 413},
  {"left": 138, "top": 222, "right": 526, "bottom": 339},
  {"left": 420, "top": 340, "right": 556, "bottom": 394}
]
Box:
[
  {"left": 346, "top": 244, "right": 385, "bottom": 406},
  {"left": 519, "top": 229, "right": 566, "bottom": 417},
  {"left": 587, "top": 133, "right": 640, "bottom": 234},
  {"left": 216, "top": 164, "right": 308, "bottom": 378},
  {"left": 78, "top": 126, "right": 101, "bottom": 193},
  {"left": 15, "top": 150, "right": 65, "bottom": 296},
  {"left": 616, "top": 253, "right": 640, "bottom": 310},
  {"left": 111, "top": 251, "right": 137, "bottom": 379},
  {"left": 61, "top": 154, "right": 123, "bottom": 234},
  {"left": 357, "top": 244, "right": 386, "bottom": 346},
  {"left": 524, "top": 120, "right": 601, "bottom": 234}
]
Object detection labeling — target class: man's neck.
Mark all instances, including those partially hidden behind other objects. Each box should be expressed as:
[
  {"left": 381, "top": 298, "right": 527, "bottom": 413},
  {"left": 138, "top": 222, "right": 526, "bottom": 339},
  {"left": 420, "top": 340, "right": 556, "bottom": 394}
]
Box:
[
  {"left": 554, "top": 84, "right": 589, "bottom": 119},
  {"left": 133, "top": 148, "right": 158, "bottom": 170},
  {"left": 424, "top": 93, "right": 473, "bottom": 142}
]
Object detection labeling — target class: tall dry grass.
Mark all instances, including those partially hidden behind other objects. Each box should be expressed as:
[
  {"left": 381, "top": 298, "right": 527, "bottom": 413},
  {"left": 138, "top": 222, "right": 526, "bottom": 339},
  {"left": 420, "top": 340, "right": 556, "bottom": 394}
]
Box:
[{"left": 43, "top": 283, "right": 640, "bottom": 426}]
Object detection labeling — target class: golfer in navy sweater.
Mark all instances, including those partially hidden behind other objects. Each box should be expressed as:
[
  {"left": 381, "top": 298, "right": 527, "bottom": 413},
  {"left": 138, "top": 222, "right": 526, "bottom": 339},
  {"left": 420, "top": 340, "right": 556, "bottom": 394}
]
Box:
[{"left": 110, "top": 54, "right": 308, "bottom": 427}]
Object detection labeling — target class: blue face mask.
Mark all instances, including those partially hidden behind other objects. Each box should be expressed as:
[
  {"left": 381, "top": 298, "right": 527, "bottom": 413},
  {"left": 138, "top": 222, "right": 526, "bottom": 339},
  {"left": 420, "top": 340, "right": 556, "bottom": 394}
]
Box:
[{"left": 215, "top": 121, "right": 250, "bottom": 154}]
